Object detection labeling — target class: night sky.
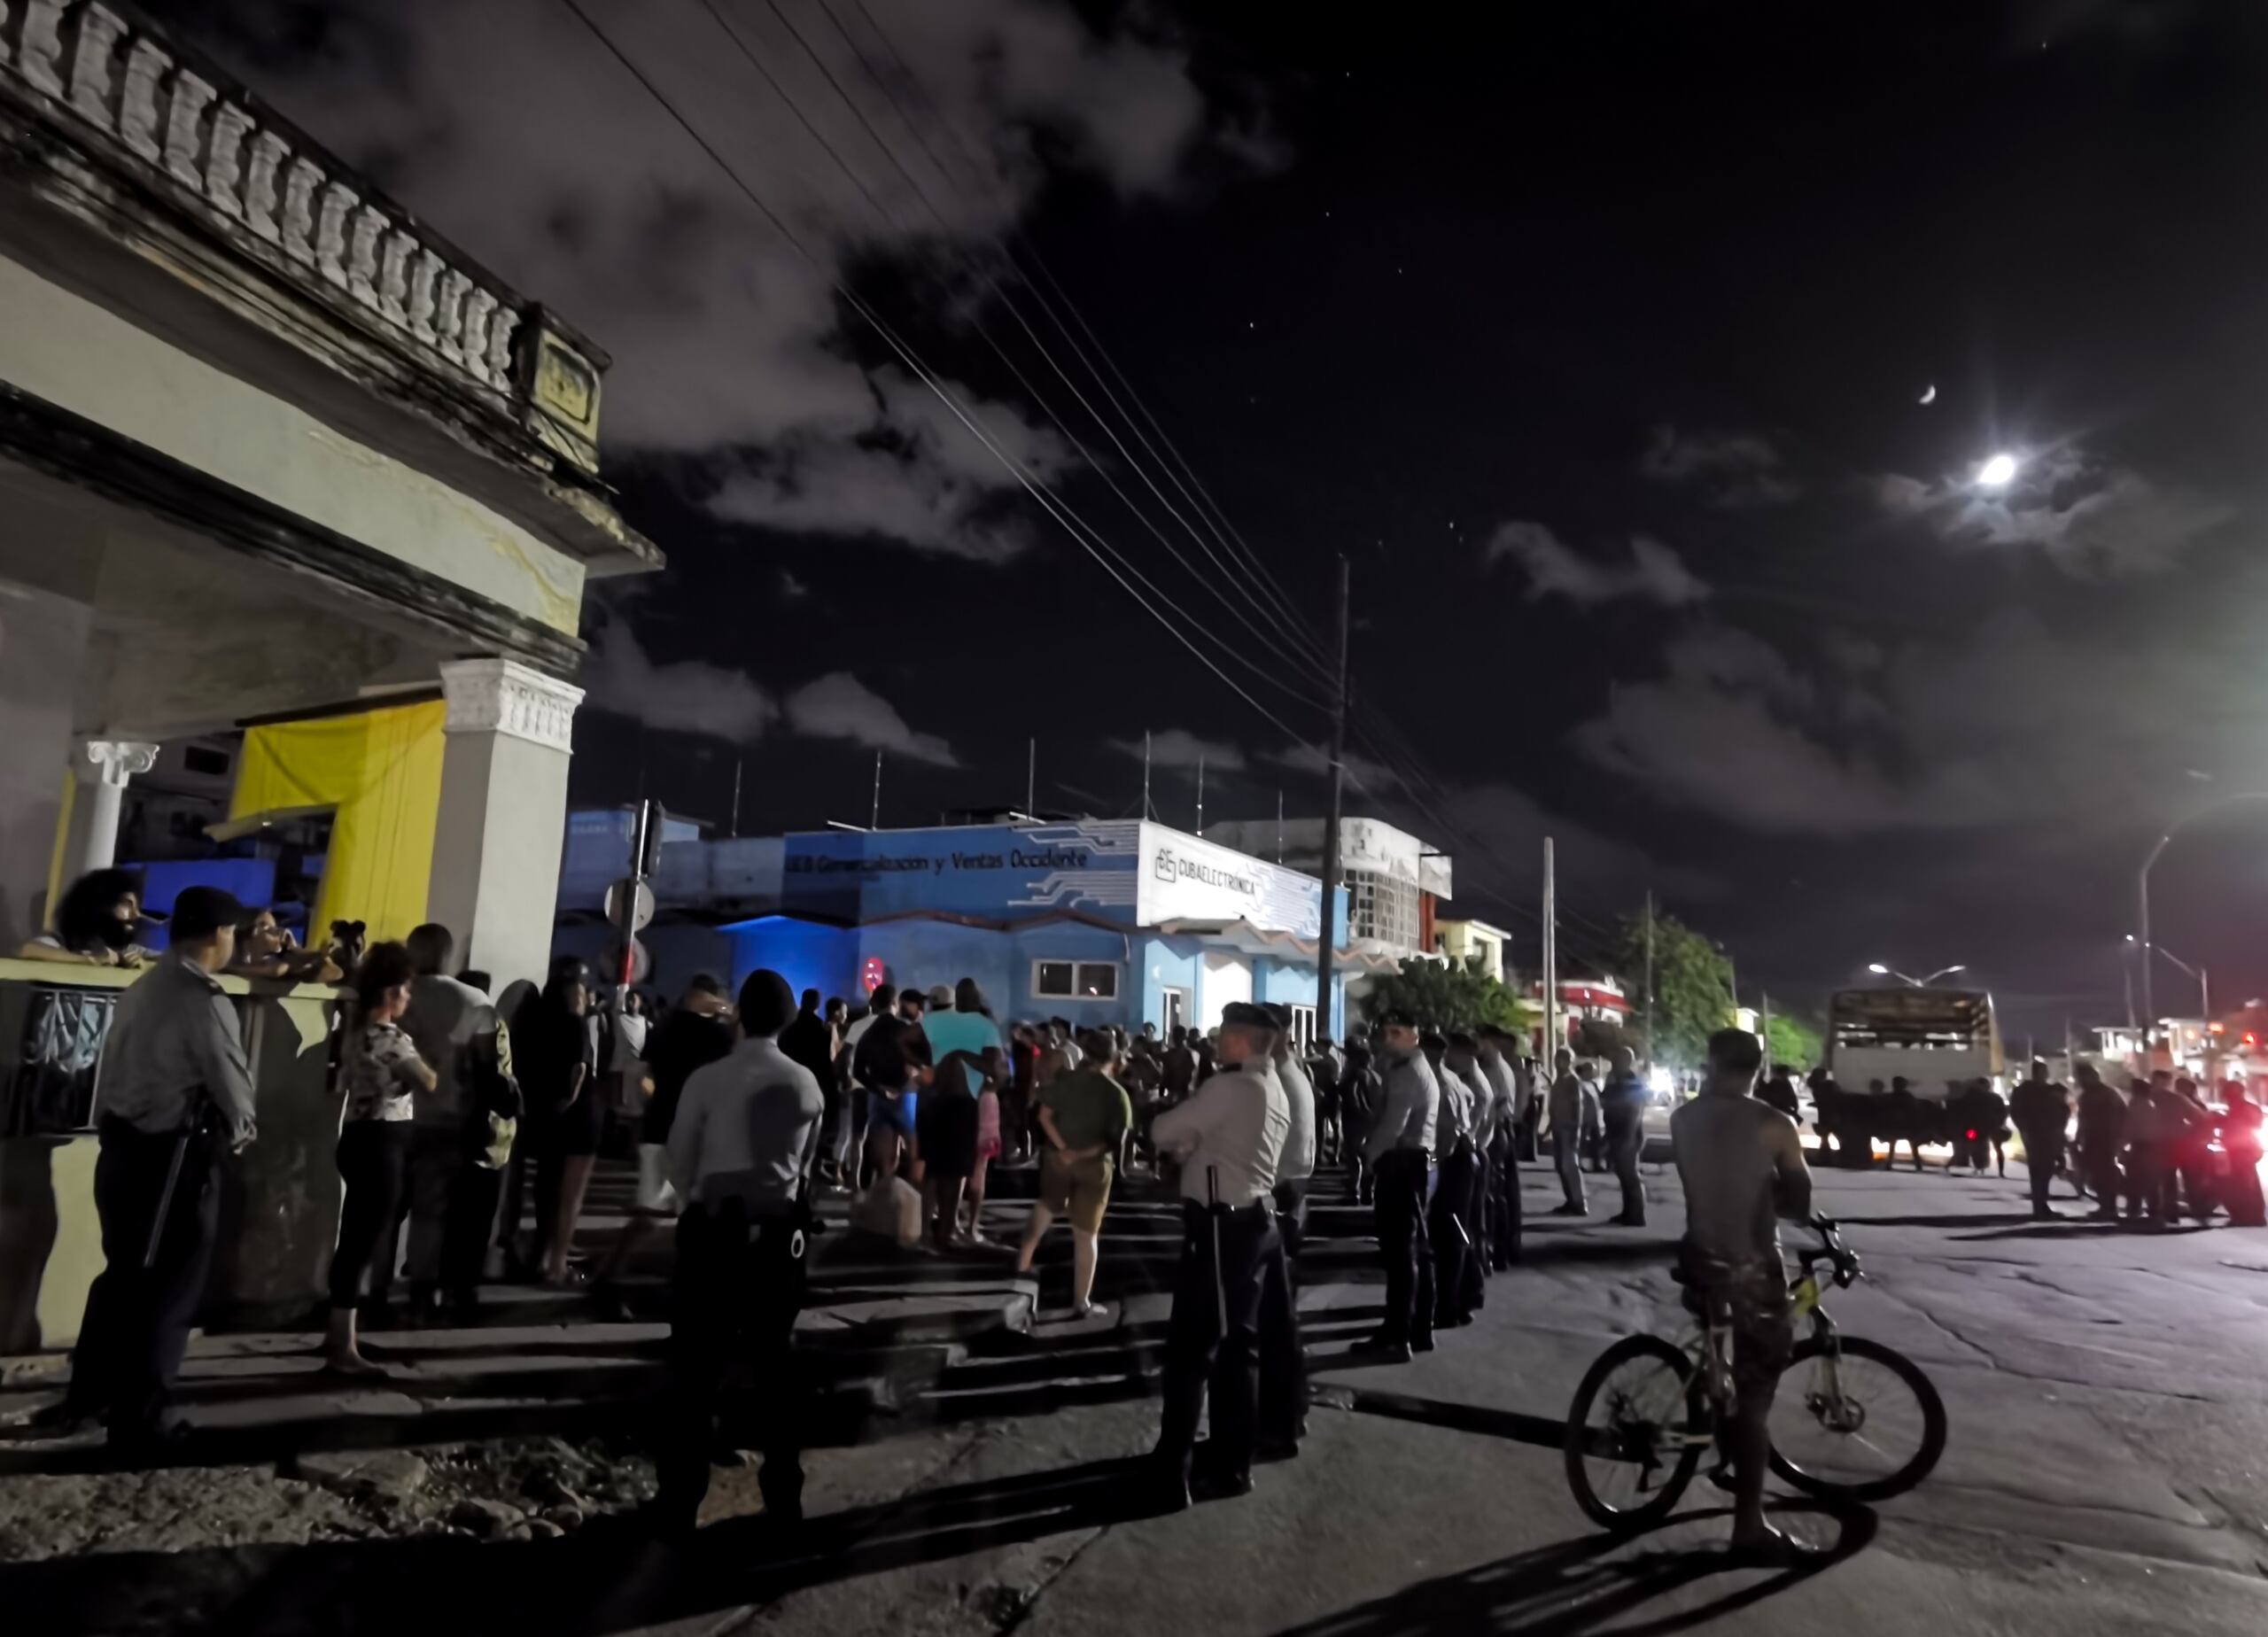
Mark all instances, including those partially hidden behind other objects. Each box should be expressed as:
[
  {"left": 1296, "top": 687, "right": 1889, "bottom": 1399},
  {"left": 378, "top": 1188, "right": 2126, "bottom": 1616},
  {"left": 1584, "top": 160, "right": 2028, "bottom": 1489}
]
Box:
[{"left": 162, "top": 1, "right": 2268, "bottom": 1040}]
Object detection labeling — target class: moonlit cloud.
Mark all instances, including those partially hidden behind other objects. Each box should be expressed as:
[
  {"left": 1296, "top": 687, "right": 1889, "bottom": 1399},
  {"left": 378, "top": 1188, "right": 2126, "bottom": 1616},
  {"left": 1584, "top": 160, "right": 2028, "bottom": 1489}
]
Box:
[
  {"left": 582, "top": 617, "right": 778, "bottom": 744},
  {"left": 1483, "top": 521, "right": 1709, "bottom": 607},
  {"left": 1875, "top": 445, "right": 2233, "bottom": 578},
  {"left": 583, "top": 617, "right": 953, "bottom": 764},
  {"left": 782, "top": 672, "right": 959, "bottom": 766},
  {"left": 180, "top": 0, "right": 1276, "bottom": 558},
  {"left": 1112, "top": 730, "right": 1246, "bottom": 772}
]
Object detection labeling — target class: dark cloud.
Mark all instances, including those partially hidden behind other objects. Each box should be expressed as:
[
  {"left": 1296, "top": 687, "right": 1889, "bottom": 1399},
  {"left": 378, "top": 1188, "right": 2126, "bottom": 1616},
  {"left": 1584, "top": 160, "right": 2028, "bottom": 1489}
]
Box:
[{"left": 1640, "top": 426, "right": 1798, "bottom": 508}]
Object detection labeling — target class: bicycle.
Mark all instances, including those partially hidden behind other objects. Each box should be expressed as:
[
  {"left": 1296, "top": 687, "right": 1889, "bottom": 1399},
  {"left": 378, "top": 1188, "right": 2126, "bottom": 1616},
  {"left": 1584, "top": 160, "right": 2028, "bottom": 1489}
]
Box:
[{"left": 1563, "top": 1215, "right": 1946, "bottom": 1532}]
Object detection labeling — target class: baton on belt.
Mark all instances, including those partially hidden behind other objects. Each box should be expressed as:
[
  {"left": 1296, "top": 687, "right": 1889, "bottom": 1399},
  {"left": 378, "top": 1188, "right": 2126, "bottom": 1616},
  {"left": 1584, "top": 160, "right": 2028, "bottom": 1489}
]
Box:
[
  {"left": 144, "top": 1129, "right": 190, "bottom": 1271},
  {"left": 1206, "top": 1165, "right": 1227, "bottom": 1333}
]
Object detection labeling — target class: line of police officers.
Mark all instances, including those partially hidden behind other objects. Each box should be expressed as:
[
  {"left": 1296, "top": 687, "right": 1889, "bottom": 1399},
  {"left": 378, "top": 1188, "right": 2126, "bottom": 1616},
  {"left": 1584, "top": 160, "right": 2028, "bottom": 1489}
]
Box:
[{"left": 60, "top": 922, "right": 1515, "bottom": 1528}]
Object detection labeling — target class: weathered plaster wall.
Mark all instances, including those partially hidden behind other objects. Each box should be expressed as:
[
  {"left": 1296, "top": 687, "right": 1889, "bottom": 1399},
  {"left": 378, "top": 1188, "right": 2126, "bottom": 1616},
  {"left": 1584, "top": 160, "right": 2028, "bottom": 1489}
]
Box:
[{"left": 0, "top": 252, "right": 586, "bottom": 634}]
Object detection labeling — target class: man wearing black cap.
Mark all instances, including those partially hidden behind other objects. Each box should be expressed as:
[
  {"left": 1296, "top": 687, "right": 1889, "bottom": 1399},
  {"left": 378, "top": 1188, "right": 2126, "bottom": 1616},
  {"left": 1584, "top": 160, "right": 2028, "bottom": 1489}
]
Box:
[
  {"left": 1147, "top": 1000, "right": 1289, "bottom": 1509},
  {"left": 61, "top": 885, "right": 254, "bottom": 1450},
  {"left": 1363, "top": 1009, "right": 1440, "bottom": 1362},
  {"left": 650, "top": 967, "right": 824, "bottom": 1536}
]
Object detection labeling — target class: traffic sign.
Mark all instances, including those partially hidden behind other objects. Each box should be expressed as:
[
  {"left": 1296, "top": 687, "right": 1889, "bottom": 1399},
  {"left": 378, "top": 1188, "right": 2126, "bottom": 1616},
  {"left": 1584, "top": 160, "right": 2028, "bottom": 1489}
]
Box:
[
  {"left": 605, "top": 935, "right": 652, "bottom": 987},
  {"left": 605, "top": 877, "right": 656, "bottom": 934}
]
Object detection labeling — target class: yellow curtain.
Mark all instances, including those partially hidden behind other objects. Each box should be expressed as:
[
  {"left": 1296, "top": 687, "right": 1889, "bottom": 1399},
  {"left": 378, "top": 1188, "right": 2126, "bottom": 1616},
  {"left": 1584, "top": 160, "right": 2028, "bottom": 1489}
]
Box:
[{"left": 229, "top": 698, "right": 447, "bottom": 943}]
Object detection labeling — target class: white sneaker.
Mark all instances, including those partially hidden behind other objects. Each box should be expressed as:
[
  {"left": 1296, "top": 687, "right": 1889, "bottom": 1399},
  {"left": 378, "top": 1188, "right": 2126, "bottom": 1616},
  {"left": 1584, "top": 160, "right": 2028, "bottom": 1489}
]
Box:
[{"left": 634, "top": 1144, "right": 680, "bottom": 1215}]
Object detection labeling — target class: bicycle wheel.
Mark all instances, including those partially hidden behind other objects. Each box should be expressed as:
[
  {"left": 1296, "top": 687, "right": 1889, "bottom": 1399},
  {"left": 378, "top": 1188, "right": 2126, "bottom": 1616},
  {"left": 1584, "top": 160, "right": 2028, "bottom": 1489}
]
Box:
[
  {"left": 1767, "top": 1334, "right": 1946, "bottom": 1501},
  {"left": 1565, "top": 1334, "right": 1706, "bottom": 1531}
]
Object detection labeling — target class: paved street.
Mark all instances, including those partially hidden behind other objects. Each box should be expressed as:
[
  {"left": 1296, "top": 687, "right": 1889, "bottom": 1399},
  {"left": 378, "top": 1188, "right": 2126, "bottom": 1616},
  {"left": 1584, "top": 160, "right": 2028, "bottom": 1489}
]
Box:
[{"left": 9, "top": 1149, "right": 2268, "bottom": 1635}]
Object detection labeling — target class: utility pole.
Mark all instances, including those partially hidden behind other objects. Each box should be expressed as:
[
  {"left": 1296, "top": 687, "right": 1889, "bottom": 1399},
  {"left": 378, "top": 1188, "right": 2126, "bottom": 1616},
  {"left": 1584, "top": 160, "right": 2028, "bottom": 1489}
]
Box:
[
  {"left": 1277, "top": 790, "right": 1285, "bottom": 863},
  {"left": 1542, "top": 836, "right": 1558, "bottom": 1063},
  {"left": 728, "top": 756, "right": 742, "bottom": 839},
  {"left": 1026, "top": 737, "right": 1037, "bottom": 818},
  {"left": 1142, "top": 730, "right": 1153, "bottom": 821},
  {"left": 870, "top": 751, "right": 882, "bottom": 831},
  {"left": 1643, "top": 890, "right": 1655, "bottom": 1070},
  {"left": 1195, "top": 754, "right": 1206, "bottom": 836},
  {"left": 1761, "top": 989, "right": 1773, "bottom": 1064},
  {"left": 1317, "top": 555, "right": 1351, "bottom": 1049}
]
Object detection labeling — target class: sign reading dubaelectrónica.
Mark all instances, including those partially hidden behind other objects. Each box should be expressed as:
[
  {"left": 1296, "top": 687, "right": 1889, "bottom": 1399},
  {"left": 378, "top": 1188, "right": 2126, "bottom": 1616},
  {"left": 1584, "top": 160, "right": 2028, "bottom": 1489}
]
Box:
[{"left": 1137, "top": 825, "right": 1324, "bottom": 939}]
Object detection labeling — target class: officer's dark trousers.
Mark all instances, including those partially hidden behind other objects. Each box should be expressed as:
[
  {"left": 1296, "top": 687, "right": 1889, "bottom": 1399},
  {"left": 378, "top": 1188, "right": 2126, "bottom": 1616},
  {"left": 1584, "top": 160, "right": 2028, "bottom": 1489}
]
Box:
[
  {"left": 1371, "top": 1150, "right": 1433, "bottom": 1347},
  {"left": 1432, "top": 1147, "right": 1478, "bottom": 1324},
  {"left": 1258, "top": 1186, "right": 1306, "bottom": 1450},
  {"left": 1487, "top": 1129, "right": 1521, "bottom": 1268},
  {"left": 2083, "top": 1144, "right": 2122, "bottom": 1213},
  {"left": 1458, "top": 1150, "right": 1488, "bottom": 1315},
  {"left": 67, "top": 1119, "right": 221, "bottom": 1439},
  {"left": 1156, "top": 1199, "right": 1275, "bottom": 1483},
  {"left": 1607, "top": 1115, "right": 1647, "bottom": 1224},
  {"left": 656, "top": 1200, "right": 808, "bottom": 1522},
  {"left": 2022, "top": 1133, "right": 2064, "bottom": 1213}
]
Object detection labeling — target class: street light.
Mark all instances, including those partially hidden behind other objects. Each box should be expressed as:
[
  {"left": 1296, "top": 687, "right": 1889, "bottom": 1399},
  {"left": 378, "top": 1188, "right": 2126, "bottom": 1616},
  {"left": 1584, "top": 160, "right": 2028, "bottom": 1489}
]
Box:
[
  {"left": 2126, "top": 935, "right": 2210, "bottom": 1025},
  {"left": 2138, "top": 791, "right": 2268, "bottom": 1048},
  {"left": 1868, "top": 962, "right": 1967, "bottom": 988}
]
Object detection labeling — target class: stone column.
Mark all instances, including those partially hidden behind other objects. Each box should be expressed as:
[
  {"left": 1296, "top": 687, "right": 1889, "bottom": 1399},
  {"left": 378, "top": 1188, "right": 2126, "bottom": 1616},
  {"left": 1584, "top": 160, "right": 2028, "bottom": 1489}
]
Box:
[
  {"left": 67, "top": 740, "right": 160, "bottom": 878},
  {"left": 426, "top": 657, "right": 583, "bottom": 998}
]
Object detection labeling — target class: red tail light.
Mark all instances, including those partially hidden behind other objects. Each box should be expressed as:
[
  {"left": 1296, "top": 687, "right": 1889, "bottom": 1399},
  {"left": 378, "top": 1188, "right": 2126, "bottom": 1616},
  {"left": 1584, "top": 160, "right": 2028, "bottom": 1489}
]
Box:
[{"left": 1966, "top": 1129, "right": 1978, "bottom": 1141}]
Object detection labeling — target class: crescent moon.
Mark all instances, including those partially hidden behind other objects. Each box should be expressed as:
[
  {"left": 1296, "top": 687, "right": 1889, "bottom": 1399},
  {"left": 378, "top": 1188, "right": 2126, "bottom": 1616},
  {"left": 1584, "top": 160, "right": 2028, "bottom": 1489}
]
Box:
[{"left": 1919, "top": 384, "right": 1938, "bottom": 405}]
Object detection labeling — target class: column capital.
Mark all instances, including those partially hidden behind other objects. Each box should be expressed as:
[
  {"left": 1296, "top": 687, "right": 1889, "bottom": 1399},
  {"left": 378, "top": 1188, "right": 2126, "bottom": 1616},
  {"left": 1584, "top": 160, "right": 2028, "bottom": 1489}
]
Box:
[
  {"left": 439, "top": 657, "right": 582, "bottom": 754},
  {"left": 80, "top": 739, "right": 159, "bottom": 788}
]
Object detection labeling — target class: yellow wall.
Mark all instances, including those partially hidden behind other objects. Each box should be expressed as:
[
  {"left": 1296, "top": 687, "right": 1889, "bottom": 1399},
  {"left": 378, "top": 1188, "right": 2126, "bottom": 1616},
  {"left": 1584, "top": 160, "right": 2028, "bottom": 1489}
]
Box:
[{"left": 229, "top": 698, "right": 447, "bottom": 943}]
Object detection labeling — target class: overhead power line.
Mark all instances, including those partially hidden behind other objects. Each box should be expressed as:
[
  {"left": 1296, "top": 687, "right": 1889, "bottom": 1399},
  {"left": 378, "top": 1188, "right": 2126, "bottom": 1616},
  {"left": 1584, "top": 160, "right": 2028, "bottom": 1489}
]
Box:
[{"left": 555, "top": 0, "right": 1331, "bottom": 756}]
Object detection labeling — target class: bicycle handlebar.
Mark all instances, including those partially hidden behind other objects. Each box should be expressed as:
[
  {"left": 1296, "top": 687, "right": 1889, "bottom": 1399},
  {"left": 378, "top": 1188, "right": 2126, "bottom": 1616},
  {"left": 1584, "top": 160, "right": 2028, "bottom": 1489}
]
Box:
[{"left": 1802, "top": 1214, "right": 1862, "bottom": 1284}]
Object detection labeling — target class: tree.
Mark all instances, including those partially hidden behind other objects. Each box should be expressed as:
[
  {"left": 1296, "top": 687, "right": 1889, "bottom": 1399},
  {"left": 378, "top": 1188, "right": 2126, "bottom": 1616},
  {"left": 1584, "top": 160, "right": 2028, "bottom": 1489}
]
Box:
[
  {"left": 1362, "top": 956, "right": 1534, "bottom": 1036},
  {"left": 1767, "top": 1013, "right": 1823, "bottom": 1071},
  {"left": 1613, "top": 911, "right": 1734, "bottom": 1069},
  {"left": 1572, "top": 1017, "right": 1635, "bottom": 1065}
]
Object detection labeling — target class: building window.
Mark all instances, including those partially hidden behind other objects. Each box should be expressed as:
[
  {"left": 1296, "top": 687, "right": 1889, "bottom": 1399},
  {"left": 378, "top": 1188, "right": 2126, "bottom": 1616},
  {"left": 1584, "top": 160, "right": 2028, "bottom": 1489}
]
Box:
[
  {"left": 1291, "top": 1004, "right": 1316, "bottom": 1053},
  {"left": 1034, "top": 960, "right": 1119, "bottom": 1000}
]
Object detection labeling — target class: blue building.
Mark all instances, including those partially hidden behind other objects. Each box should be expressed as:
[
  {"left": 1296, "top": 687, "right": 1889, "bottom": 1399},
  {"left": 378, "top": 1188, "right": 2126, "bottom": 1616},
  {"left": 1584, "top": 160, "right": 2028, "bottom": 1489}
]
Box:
[{"left": 559, "top": 817, "right": 1386, "bottom": 1046}]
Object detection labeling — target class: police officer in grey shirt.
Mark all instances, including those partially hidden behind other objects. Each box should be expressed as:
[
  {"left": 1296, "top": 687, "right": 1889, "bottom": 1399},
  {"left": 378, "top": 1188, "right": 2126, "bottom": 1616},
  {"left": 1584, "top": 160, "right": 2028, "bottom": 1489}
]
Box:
[
  {"left": 649, "top": 967, "right": 823, "bottom": 1536},
  {"left": 1362, "top": 1011, "right": 1440, "bottom": 1361},
  {"left": 1258, "top": 1005, "right": 1316, "bottom": 1462},
  {"left": 1148, "top": 1001, "right": 1290, "bottom": 1510},
  {"left": 1443, "top": 1034, "right": 1495, "bottom": 1321},
  {"left": 1477, "top": 1027, "right": 1524, "bottom": 1269},
  {"left": 61, "top": 887, "right": 253, "bottom": 1449},
  {"left": 1425, "top": 1034, "right": 1477, "bottom": 1330}
]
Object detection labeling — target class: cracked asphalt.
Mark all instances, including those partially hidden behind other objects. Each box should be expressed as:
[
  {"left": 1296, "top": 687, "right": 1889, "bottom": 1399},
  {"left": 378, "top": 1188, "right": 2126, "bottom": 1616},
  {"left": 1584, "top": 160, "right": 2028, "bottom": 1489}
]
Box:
[{"left": 648, "top": 1156, "right": 2268, "bottom": 1637}]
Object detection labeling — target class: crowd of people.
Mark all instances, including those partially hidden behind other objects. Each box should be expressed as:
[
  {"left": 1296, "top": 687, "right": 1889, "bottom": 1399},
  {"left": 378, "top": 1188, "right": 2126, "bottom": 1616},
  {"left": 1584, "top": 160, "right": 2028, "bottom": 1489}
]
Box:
[
  {"left": 32, "top": 881, "right": 2265, "bottom": 1549},
  {"left": 1787, "top": 1059, "right": 2267, "bottom": 1228}
]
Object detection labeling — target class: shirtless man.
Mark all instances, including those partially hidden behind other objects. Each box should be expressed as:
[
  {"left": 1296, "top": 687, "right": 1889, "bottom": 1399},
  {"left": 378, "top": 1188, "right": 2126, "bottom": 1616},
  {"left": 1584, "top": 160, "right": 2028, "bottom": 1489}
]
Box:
[{"left": 1670, "top": 1026, "right": 1811, "bottom": 1563}]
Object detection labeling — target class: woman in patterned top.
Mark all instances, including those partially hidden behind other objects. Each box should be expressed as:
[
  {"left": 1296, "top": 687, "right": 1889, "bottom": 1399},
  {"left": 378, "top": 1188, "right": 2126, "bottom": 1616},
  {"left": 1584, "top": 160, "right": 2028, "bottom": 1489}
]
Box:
[{"left": 324, "top": 941, "right": 437, "bottom": 1375}]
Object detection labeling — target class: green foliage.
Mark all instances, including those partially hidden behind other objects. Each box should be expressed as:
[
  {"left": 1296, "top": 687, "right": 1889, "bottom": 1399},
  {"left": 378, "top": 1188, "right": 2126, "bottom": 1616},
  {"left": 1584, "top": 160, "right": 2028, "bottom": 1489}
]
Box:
[
  {"left": 1613, "top": 911, "right": 1735, "bottom": 1069},
  {"left": 1362, "top": 956, "right": 1534, "bottom": 1036},
  {"left": 1572, "top": 1017, "right": 1635, "bottom": 1065},
  {"left": 1766, "top": 1012, "right": 1823, "bottom": 1070}
]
